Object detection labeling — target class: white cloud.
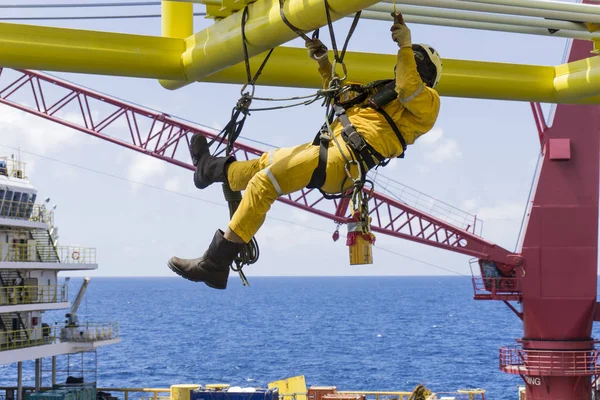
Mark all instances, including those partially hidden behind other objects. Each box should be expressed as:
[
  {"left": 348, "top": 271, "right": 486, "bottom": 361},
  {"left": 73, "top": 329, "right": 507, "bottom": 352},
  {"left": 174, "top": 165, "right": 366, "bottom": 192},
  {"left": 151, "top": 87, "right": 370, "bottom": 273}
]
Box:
[
  {"left": 127, "top": 153, "right": 166, "bottom": 188},
  {"left": 476, "top": 201, "right": 524, "bottom": 220},
  {"left": 0, "top": 104, "right": 82, "bottom": 154},
  {"left": 165, "top": 176, "right": 181, "bottom": 192},
  {"left": 417, "top": 126, "right": 444, "bottom": 146},
  {"left": 423, "top": 139, "right": 462, "bottom": 164}
]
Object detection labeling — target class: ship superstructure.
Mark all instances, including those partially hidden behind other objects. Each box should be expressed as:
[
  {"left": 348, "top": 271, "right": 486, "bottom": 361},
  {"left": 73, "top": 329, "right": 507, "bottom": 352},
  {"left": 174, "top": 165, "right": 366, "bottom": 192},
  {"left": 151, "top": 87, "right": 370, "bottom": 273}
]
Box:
[{"left": 0, "top": 155, "right": 120, "bottom": 398}]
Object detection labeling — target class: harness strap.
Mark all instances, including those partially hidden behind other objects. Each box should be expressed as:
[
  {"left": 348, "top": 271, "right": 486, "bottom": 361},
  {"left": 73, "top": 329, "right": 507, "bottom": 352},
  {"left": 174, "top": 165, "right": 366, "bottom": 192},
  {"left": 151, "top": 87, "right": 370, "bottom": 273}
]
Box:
[
  {"left": 306, "top": 104, "right": 387, "bottom": 191},
  {"left": 307, "top": 125, "right": 330, "bottom": 189}
]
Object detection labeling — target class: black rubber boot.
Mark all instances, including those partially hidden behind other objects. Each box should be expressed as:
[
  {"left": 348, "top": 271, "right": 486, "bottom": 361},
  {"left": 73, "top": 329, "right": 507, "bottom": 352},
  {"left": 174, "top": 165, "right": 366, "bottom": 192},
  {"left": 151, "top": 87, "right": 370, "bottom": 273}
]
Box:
[
  {"left": 190, "top": 134, "right": 235, "bottom": 189},
  {"left": 167, "top": 229, "right": 244, "bottom": 289}
]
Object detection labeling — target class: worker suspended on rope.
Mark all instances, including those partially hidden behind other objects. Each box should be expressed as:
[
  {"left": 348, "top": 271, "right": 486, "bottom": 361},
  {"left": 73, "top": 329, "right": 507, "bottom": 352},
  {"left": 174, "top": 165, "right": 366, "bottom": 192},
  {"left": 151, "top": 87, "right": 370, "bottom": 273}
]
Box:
[{"left": 167, "top": 16, "right": 442, "bottom": 290}]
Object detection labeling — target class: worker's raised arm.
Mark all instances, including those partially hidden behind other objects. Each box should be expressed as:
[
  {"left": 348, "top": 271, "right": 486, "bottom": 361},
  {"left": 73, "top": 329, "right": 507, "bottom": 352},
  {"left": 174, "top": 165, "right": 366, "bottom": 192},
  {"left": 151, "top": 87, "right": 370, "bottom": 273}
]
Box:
[
  {"left": 306, "top": 38, "right": 334, "bottom": 89},
  {"left": 391, "top": 19, "right": 441, "bottom": 129}
]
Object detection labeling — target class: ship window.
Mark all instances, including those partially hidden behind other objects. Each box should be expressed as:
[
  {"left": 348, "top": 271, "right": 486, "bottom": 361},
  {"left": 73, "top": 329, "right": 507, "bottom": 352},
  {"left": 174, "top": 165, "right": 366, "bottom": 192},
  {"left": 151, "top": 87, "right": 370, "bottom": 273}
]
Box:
[
  {"left": 0, "top": 160, "right": 7, "bottom": 176},
  {"left": 10, "top": 192, "right": 21, "bottom": 217},
  {"left": 1, "top": 190, "right": 13, "bottom": 216},
  {"left": 19, "top": 193, "right": 29, "bottom": 218},
  {"left": 0, "top": 189, "right": 4, "bottom": 215}
]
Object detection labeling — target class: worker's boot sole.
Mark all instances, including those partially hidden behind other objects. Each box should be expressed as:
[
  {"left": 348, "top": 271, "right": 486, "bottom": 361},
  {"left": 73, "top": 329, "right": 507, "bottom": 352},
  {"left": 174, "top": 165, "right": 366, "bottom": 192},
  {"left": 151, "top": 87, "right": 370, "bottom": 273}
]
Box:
[
  {"left": 167, "top": 259, "right": 226, "bottom": 290},
  {"left": 167, "top": 230, "right": 243, "bottom": 290}
]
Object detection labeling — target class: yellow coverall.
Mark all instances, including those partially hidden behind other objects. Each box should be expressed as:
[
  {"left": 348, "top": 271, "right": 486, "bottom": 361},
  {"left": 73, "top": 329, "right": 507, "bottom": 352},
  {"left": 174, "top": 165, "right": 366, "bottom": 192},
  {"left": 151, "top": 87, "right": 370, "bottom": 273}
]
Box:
[{"left": 226, "top": 47, "right": 441, "bottom": 243}]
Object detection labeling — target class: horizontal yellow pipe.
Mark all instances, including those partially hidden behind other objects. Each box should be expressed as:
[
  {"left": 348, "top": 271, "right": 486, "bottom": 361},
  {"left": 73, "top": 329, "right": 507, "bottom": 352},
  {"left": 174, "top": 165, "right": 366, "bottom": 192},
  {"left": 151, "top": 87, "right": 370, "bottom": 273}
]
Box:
[
  {"left": 204, "top": 46, "right": 565, "bottom": 103},
  {"left": 0, "top": 21, "right": 599, "bottom": 104},
  {"left": 0, "top": 22, "right": 186, "bottom": 80},
  {"left": 160, "top": 0, "right": 382, "bottom": 90}
]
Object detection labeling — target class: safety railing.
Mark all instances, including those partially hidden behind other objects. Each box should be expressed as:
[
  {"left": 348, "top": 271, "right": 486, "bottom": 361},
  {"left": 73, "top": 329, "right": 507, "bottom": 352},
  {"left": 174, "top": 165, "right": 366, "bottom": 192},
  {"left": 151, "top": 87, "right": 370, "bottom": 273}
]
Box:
[
  {"left": 0, "top": 388, "right": 487, "bottom": 400},
  {"left": 0, "top": 157, "right": 26, "bottom": 180},
  {"left": 0, "top": 200, "right": 44, "bottom": 221},
  {"left": 370, "top": 173, "right": 483, "bottom": 236},
  {"left": 472, "top": 276, "right": 521, "bottom": 297},
  {"left": 29, "top": 206, "right": 55, "bottom": 226},
  {"left": 500, "top": 346, "right": 600, "bottom": 376},
  {"left": 0, "top": 328, "right": 54, "bottom": 351},
  {"left": 0, "top": 284, "right": 68, "bottom": 305},
  {"left": 0, "top": 322, "right": 119, "bottom": 352},
  {"left": 0, "top": 243, "right": 96, "bottom": 264},
  {"left": 59, "top": 322, "right": 119, "bottom": 343}
]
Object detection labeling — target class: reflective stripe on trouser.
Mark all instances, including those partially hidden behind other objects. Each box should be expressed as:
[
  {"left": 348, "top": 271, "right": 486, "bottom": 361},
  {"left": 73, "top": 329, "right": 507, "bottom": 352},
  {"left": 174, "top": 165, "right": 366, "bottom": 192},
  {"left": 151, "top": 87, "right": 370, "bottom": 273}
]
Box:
[{"left": 226, "top": 139, "right": 359, "bottom": 243}]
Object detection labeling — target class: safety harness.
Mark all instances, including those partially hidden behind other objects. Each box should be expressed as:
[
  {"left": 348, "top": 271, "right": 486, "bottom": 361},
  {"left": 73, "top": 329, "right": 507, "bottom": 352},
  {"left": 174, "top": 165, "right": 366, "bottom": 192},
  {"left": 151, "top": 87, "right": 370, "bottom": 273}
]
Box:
[{"left": 307, "top": 79, "right": 408, "bottom": 194}]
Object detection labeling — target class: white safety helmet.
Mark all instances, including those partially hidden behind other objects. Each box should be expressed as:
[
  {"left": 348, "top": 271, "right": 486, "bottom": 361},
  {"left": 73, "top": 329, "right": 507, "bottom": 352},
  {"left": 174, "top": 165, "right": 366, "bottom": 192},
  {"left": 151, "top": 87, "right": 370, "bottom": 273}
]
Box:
[{"left": 412, "top": 44, "right": 443, "bottom": 88}]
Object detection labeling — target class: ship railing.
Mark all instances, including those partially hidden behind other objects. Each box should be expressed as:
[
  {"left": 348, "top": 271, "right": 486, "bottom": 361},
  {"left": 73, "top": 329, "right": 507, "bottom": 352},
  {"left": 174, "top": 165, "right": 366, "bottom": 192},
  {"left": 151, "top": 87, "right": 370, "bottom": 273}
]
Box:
[
  {"left": 0, "top": 328, "right": 55, "bottom": 351},
  {"left": 0, "top": 388, "right": 171, "bottom": 400},
  {"left": 0, "top": 200, "right": 49, "bottom": 222},
  {"left": 0, "top": 243, "right": 96, "bottom": 264},
  {"left": 0, "top": 284, "right": 68, "bottom": 305},
  {"left": 59, "top": 322, "right": 119, "bottom": 343},
  {"left": 0, "top": 157, "right": 27, "bottom": 180},
  {"left": 29, "top": 205, "right": 55, "bottom": 226}
]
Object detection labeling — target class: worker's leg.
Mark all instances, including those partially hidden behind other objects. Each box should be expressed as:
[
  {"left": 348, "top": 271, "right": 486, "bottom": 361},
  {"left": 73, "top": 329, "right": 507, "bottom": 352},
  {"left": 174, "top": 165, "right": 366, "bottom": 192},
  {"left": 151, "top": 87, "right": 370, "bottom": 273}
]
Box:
[
  {"left": 168, "top": 141, "right": 321, "bottom": 289},
  {"left": 227, "top": 143, "right": 313, "bottom": 192},
  {"left": 228, "top": 138, "right": 356, "bottom": 243},
  {"left": 189, "top": 132, "right": 312, "bottom": 192},
  {"left": 169, "top": 134, "right": 356, "bottom": 290}
]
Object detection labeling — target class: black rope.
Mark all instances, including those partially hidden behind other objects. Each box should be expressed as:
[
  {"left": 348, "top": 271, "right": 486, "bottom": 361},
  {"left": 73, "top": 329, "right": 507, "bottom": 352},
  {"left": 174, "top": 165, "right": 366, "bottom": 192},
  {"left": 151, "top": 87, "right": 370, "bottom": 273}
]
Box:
[
  {"left": 278, "top": 0, "right": 320, "bottom": 42},
  {"left": 208, "top": 4, "right": 281, "bottom": 286},
  {"left": 323, "top": 0, "right": 362, "bottom": 65}
]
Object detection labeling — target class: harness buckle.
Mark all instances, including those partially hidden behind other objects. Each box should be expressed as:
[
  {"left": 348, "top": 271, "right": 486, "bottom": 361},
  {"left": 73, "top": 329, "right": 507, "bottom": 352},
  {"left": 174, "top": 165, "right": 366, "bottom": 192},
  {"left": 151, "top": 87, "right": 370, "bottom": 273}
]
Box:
[{"left": 342, "top": 125, "right": 367, "bottom": 152}]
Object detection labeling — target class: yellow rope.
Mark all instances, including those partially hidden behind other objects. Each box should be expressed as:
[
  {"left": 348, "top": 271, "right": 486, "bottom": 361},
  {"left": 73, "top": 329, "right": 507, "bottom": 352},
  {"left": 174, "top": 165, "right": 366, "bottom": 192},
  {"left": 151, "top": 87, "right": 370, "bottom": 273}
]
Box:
[{"left": 393, "top": 0, "right": 397, "bottom": 14}]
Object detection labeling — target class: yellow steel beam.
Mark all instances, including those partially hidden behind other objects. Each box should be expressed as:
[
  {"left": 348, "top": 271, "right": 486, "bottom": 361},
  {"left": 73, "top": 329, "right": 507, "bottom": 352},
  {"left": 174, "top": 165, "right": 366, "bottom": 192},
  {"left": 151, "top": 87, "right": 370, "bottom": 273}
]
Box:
[
  {"left": 161, "top": 1, "right": 194, "bottom": 89},
  {"left": 159, "top": 0, "right": 382, "bottom": 90},
  {"left": 162, "top": 1, "right": 193, "bottom": 38},
  {"left": 554, "top": 54, "right": 600, "bottom": 103},
  {"left": 204, "top": 46, "right": 561, "bottom": 103},
  {"left": 0, "top": 21, "right": 599, "bottom": 104},
  {"left": 0, "top": 22, "right": 185, "bottom": 80}
]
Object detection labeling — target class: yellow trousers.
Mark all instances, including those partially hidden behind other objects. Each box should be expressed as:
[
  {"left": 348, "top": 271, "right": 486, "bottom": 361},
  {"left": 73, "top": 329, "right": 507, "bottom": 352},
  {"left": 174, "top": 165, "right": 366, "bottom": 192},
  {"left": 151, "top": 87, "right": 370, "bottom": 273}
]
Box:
[{"left": 226, "top": 134, "right": 359, "bottom": 243}]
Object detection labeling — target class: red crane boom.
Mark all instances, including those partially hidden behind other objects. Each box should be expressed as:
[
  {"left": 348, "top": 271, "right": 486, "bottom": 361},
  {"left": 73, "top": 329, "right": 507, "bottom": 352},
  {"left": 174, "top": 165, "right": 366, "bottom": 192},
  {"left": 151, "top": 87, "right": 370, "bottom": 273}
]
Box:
[{"left": 0, "top": 68, "right": 519, "bottom": 269}]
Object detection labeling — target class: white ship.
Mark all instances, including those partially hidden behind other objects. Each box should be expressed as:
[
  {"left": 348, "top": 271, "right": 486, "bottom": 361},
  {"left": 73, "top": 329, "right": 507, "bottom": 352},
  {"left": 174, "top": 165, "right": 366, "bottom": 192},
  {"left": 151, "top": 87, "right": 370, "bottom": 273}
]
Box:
[{"left": 0, "top": 155, "right": 120, "bottom": 399}]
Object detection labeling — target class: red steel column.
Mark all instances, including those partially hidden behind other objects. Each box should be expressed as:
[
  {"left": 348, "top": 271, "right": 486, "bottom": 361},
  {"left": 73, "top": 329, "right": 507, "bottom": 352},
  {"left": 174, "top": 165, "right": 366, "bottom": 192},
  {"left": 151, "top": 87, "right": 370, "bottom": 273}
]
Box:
[{"left": 519, "top": 36, "right": 600, "bottom": 399}]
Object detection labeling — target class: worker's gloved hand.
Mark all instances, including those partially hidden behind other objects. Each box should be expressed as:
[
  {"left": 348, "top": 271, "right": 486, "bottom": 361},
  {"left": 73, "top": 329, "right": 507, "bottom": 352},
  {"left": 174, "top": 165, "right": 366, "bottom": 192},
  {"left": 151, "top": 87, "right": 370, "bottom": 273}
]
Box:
[
  {"left": 391, "top": 23, "right": 411, "bottom": 49},
  {"left": 306, "top": 38, "right": 328, "bottom": 60}
]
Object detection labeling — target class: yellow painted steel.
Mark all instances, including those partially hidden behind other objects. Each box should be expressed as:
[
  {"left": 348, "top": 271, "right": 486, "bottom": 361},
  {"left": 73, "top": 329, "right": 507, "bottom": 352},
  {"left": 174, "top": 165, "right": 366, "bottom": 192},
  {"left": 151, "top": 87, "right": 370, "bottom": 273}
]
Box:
[
  {"left": 205, "top": 46, "right": 559, "bottom": 102},
  {"left": 0, "top": 22, "right": 185, "bottom": 80},
  {"left": 162, "top": 1, "right": 193, "bottom": 38},
  {"left": 0, "top": 20, "right": 599, "bottom": 103},
  {"left": 554, "top": 54, "right": 600, "bottom": 102},
  {"left": 268, "top": 375, "right": 307, "bottom": 400},
  {"left": 171, "top": 384, "right": 200, "bottom": 400},
  {"left": 160, "top": 0, "right": 382, "bottom": 90}
]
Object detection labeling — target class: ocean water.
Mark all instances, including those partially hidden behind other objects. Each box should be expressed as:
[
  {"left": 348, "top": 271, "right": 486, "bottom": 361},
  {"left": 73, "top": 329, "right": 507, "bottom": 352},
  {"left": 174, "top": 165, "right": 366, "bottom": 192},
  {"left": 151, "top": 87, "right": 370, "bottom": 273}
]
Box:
[{"left": 0, "top": 276, "right": 549, "bottom": 399}]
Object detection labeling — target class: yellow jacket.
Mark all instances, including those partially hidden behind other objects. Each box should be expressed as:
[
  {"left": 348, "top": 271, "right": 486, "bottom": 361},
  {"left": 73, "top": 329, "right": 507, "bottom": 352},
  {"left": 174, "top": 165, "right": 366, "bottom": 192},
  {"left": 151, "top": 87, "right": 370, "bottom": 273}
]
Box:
[{"left": 318, "top": 47, "right": 441, "bottom": 159}]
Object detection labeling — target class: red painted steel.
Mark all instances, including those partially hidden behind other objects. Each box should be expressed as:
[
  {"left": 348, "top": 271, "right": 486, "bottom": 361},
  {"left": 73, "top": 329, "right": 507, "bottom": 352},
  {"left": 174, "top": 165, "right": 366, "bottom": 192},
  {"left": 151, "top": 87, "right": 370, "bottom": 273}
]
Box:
[
  {"left": 471, "top": 277, "right": 521, "bottom": 301},
  {"left": 517, "top": 33, "right": 600, "bottom": 399},
  {"left": 500, "top": 346, "right": 600, "bottom": 376},
  {"left": 0, "top": 67, "right": 519, "bottom": 267}
]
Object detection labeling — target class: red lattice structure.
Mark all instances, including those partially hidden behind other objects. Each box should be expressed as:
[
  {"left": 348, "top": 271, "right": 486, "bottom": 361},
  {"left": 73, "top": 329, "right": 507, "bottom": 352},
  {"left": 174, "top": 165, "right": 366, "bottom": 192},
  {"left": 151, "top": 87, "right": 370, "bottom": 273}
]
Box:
[{"left": 0, "top": 67, "right": 518, "bottom": 268}]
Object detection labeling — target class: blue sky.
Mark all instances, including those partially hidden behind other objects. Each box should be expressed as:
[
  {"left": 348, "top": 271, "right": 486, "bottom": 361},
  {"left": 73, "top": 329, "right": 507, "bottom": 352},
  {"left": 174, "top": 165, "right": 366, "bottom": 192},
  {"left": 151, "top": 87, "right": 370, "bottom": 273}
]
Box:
[{"left": 0, "top": 1, "right": 573, "bottom": 278}]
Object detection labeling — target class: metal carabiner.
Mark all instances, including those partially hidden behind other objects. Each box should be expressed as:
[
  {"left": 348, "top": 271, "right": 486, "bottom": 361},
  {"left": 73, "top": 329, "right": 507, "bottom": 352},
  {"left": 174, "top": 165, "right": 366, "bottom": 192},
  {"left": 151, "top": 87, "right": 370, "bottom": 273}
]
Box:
[
  {"left": 331, "top": 59, "right": 348, "bottom": 82},
  {"left": 240, "top": 82, "right": 256, "bottom": 98}
]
